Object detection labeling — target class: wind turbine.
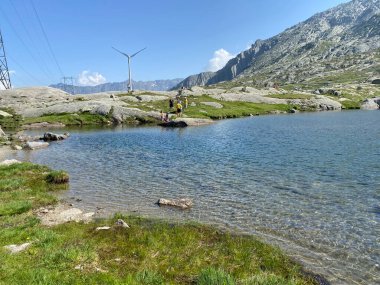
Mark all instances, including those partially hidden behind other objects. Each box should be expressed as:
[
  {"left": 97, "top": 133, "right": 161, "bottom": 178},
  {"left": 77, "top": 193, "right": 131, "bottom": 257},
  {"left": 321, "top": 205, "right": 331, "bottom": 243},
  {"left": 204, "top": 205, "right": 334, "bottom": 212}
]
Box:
[{"left": 112, "top": 46, "right": 146, "bottom": 92}]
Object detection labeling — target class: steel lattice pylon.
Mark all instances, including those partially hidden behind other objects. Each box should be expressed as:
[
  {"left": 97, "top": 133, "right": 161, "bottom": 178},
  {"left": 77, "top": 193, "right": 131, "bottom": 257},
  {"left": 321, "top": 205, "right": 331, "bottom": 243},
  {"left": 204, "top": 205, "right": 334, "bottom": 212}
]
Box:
[{"left": 0, "top": 29, "right": 12, "bottom": 89}]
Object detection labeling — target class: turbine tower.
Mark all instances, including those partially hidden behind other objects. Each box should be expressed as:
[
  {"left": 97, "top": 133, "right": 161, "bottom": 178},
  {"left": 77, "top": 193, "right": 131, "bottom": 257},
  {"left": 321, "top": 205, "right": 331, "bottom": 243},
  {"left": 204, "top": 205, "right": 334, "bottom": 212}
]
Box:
[{"left": 112, "top": 46, "right": 146, "bottom": 92}]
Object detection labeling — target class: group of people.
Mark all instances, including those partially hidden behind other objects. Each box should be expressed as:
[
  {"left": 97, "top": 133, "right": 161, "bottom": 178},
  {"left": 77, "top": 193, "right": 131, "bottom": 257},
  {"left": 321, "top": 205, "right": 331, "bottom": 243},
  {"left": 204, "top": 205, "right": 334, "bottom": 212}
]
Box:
[
  {"left": 160, "top": 88, "right": 189, "bottom": 122},
  {"left": 169, "top": 97, "right": 188, "bottom": 117}
]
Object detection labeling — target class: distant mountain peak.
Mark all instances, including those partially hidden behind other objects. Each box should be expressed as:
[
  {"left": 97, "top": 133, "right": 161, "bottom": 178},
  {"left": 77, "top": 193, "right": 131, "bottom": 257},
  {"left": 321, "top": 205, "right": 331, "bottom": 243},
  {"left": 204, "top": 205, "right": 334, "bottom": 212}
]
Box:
[{"left": 175, "top": 0, "right": 380, "bottom": 89}]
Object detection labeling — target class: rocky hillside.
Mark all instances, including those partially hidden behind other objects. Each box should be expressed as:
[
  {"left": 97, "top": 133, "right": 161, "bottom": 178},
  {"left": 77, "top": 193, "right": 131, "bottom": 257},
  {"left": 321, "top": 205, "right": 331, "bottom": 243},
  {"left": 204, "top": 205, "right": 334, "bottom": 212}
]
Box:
[
  {"left": 51, "top": 78, "right": 183, "bottom": 94},
  {"left": 175, "top": 0, "right": 380, "bottom": 89}
]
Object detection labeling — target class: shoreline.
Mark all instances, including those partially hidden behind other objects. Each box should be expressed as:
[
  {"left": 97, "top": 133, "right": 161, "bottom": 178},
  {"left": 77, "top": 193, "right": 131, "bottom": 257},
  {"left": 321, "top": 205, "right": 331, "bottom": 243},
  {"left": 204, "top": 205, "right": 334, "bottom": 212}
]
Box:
[{"left": 0, "top": 161, "right": 322, "bottom": 284}]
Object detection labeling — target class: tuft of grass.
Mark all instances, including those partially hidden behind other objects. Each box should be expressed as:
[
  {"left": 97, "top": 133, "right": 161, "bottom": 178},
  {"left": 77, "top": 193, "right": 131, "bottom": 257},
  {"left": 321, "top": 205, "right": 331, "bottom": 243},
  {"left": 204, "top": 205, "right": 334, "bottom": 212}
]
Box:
[
  {"left": 45, "top": 171, "right": 69, "bottom": 184},
  {"left": 0, "top": 200, "right": 32, "bottom": 216},
  {"left": 197, "top": 268, "right": 235, "bottom": 285}
]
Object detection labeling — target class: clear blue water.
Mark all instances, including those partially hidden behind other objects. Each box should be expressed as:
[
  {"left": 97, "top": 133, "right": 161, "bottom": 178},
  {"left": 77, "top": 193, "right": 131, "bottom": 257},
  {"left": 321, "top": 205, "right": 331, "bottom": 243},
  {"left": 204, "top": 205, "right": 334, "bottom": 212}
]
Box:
[{"left": 12, "top": 110, "right": 380, "bottom": 284}]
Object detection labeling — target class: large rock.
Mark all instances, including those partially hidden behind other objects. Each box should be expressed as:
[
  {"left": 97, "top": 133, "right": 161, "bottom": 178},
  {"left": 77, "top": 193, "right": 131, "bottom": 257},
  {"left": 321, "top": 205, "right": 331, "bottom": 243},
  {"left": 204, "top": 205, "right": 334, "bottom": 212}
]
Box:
[
  {"left": 158, "top": 121, "right": 188, "bottom": 128},
  {"left": 24, "top": 141, "right": 49, "bottom": 150},
  {"left": 37, "top": 204, "right": 94, "bottom": 226},
  {"left": 42, "top": 132, "right": 70, "bottom": 141},
  {"left": 361, "top": 98, "right": 380, "bottom": 110},
  {"left": 157, "top": 198, "right": 193, "bottom": 209},
  {"left": 174, "top": 118, "right": 214, "bottom": 126},
  {"left": 201, "top": 102, "right": 223, "bottom": 109}
]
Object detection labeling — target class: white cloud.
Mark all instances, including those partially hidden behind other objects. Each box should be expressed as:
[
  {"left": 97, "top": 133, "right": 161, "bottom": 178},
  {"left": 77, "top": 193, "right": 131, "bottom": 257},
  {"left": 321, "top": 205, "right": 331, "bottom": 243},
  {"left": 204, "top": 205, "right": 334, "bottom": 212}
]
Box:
[
  {"left": 9, "top": 70, "right": 16, "bottom": 75},
  {"left": 205, "top": 49, "right": 234, "bottom": 72},
  {"left": 77, "top": 70, "right": 106, "bottom": 86}
]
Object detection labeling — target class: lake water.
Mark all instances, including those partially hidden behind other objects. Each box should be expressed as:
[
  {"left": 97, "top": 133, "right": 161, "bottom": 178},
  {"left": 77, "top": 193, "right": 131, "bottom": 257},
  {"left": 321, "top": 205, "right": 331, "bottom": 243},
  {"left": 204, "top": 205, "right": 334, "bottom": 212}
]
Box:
[{"left": 11, "top": 110, "right": 380, "bottom": 284}]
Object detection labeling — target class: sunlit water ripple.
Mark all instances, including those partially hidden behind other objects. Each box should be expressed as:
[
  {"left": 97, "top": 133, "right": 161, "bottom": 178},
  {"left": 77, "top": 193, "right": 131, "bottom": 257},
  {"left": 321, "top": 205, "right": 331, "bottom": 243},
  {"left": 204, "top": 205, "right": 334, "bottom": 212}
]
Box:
[{"left": 12, "top": 110, "right": 380, "bottom": 285}]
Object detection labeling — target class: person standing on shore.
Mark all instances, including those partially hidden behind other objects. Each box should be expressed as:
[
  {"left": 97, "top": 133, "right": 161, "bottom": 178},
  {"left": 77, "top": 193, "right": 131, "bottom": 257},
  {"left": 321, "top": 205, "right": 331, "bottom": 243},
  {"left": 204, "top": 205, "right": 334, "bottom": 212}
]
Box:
[
  {"left": 176, "top": 101, "right": 183, "bottom": 117},
  {"left": 169, "top": 98, "right": 174, "bottom": 110},
  {"left": 184, "top": 97, "right": 188, "bottom": 108}
]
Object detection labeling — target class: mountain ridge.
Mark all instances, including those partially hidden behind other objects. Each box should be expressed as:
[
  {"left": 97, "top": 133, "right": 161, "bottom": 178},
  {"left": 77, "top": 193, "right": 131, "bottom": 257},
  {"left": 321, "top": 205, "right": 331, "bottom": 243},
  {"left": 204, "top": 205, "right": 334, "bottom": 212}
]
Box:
[
  {"left": 175, "top": 0, "right": 380, "bottom": 89},
  {"left": 50, "top": 78, "right": 183, "bottom": 94}
]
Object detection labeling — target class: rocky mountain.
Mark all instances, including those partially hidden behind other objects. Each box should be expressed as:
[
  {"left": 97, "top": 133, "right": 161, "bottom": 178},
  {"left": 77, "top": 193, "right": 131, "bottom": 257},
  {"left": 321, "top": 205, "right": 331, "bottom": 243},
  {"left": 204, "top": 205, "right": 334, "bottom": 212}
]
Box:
[
  {"left": 51, "top": 78, "right": 183, "bottom": 94},
  {"left": 175, "top": 0, "right": 380, "bottom": 89}
]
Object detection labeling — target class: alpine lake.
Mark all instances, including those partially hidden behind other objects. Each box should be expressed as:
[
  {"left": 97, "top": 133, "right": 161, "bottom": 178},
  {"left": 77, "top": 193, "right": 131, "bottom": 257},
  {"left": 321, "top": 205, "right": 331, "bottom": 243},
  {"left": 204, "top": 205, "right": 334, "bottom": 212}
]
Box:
[{"left": 11, "top": 110, "right": 380, "bottom": 285}]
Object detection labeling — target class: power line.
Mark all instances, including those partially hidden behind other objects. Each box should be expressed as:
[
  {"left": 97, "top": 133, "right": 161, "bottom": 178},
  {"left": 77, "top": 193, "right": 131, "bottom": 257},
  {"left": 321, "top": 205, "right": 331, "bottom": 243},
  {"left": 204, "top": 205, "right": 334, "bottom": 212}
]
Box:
[
  {"left": 0, "top": 5, "right": 55, "bottom": 82},
  {"left": 30, "top": 0, "right": 64, "bottom": 78},
  {"left": 62, "top": 76, "right": 75, "bottom": 94},
  {"left": 7, "top": 0, "right": 56, "bottom": 81},
  {"left": 8, "top": 53, "right": 45, "bottom": 86}
]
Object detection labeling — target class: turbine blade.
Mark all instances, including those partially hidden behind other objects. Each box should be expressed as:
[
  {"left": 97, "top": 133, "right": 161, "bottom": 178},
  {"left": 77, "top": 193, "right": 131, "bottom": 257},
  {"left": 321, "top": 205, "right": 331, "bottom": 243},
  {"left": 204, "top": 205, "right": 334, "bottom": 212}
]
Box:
[
  {"left": 112, "top": 46, "right": 130, "bottom": 58},
  {"left": 131, "top": 47, "right": 147, "bottom": 58}
]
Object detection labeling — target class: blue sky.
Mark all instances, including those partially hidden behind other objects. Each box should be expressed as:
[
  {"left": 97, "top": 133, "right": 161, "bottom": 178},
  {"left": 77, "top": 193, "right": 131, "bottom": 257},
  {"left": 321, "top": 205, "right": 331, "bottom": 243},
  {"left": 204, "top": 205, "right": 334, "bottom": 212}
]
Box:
[{"left": 0, "top": 0, "right": 349, "bottom": 88}]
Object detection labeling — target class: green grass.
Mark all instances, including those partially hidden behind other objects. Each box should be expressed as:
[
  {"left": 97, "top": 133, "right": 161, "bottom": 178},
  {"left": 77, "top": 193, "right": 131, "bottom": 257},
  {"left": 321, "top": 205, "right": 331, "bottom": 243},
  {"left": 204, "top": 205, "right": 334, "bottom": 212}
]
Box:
[
  {"left": 0, "top": 107, "right": 23, "bottom": 130},
  {"left": 23, "top": 113, "right": 110, "bottom": 126},
  {"left": 265, "top": 94, "right": 313, "bottom": 100},
  {"left": 130, "top": 95, "right": 293, "bottom": 119},
  {"left": 0, "top": 162, "right": 317, "bottom": 285}
]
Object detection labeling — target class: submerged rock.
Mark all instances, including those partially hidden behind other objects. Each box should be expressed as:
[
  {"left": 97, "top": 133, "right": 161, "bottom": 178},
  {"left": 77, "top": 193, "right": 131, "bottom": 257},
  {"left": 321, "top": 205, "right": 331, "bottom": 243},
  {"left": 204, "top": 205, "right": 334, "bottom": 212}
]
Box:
[
  {"left": 157, "top": 198, "right": 193, "bottom": 209},
  {"left": 11, "top": 145, "right": 22, "bottom": 150},
  {"left": 24, "top": 141, "right": 49, "bottom": 150}
]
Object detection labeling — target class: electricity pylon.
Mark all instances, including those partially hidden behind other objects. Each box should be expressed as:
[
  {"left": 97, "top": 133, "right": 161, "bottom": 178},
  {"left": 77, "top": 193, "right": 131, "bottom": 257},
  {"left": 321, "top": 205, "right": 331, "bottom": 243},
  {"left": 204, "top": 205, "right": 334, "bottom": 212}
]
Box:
[
  {"left": 62, "top": 76, "right": 75, "bottom": 94},
  {"left": 0, "top": 28, "right": 12, "bottom": 89}
]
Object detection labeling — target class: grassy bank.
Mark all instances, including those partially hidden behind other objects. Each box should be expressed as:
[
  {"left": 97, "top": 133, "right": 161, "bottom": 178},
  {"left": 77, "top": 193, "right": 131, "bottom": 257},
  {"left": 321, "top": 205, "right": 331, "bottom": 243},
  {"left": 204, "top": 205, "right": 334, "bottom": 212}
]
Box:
[
  {"left": 0, "top": 162, "right": 318, "bottom": 285},
  {"left": 128, "top": 95, "right": 294, "bottom": 119},
  {"left": 23, "top": 113, "right": 111, "bottom": 126}
]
